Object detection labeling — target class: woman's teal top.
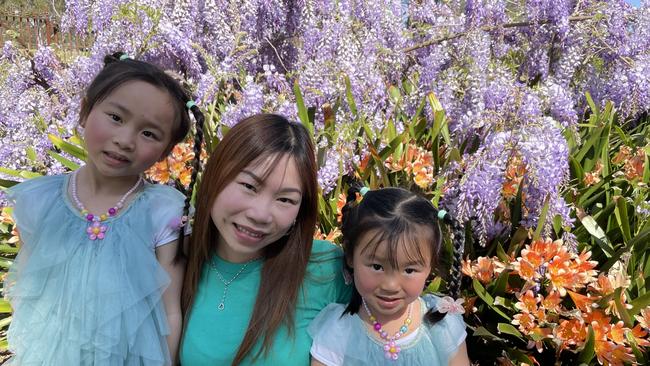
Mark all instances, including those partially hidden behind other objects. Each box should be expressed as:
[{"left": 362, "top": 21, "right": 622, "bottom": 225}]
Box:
[{"left": 180, "top": 240, "right": 351, "bottom": 365}]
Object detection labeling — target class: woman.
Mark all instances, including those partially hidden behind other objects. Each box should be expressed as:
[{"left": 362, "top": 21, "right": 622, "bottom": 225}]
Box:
[{"left": 180, "top": 114, "right": 350, "bottom": 365}]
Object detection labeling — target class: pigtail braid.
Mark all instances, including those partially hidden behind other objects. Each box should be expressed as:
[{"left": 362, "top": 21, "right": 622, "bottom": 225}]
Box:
[
  {"left": 175, "top": 103, "right": 205, "bottom": 260},
  {"left": 447, "top": 217, "right": 465, "bottom": 300},
  {"left": 425, "top": 210, "right": 465, "bottom": 324}
]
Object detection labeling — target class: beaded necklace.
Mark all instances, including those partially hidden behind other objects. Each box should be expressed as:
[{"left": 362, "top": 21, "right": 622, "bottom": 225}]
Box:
[
  {"left": 71, "top": 170, "right": 142, "bottom": 241},
  {"left": 362, "top": 298, "right": 413, "bottom": 361}
]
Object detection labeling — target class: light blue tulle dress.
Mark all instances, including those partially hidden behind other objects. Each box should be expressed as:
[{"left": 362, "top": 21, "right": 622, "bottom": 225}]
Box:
[
  {"left": 309, "top": 294, "right": 467, "bottom": 365},
  {"left": 4, "top": 174, "right": 186, "bottom": 365}
]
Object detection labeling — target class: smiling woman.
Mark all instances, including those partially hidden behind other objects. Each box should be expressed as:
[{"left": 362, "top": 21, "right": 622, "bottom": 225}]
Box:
[{"left": 180, "top": 114, "right": 351, "bottom": 366}]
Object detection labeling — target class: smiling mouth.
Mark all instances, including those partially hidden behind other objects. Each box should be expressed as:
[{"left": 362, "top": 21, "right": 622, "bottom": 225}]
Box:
[
  {"left": 234, "top": 223, "right": 265, "bottom": 238},
  {"left": 104, "top": 151, "right": 130, "bottom": 163}
]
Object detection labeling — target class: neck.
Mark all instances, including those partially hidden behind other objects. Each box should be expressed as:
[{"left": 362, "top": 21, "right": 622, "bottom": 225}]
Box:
[
  {"left": 360, "top": 298, "right": 417, "bottom": 329},
  {"left": 78, "top": 165, "right": 142, "bottom": 196}
]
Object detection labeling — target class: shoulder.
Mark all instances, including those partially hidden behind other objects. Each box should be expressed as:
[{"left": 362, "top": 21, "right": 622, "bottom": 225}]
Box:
[
  {"left": 310, "top": 240, "right": 344, "bottom": 260},
  {"left": 6, "top": 174, "right": 63, "bottom": 196},
  {"left": 307, "top": 240, "right": 344, "bottom": 277},
  {"left": 6, "top": 174, "right": 64, "bottom": 207},
  {"left": 308, "top": 303, "right": 350, "bottom": 338},
  {"left": 142, "top": 182, "right": 186, "bottom": 203},
  {"left": 420, "top": 295, "right": 467, "bottom": 354}
]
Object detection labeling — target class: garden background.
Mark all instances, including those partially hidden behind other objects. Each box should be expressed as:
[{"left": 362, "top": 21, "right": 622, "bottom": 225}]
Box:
[{"left": 0, "top": 0, "right": 649, "bottom": 364}]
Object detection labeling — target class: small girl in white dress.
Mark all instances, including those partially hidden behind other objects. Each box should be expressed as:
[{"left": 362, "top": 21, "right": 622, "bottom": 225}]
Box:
[{"left": 309, "top": 186, "right": 470, "bottom": 365}]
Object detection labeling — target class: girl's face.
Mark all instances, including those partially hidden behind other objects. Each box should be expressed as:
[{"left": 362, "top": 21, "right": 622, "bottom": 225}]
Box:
[
  {"left": 211, "top": 154, "right": 303, "bottom": 263},
  {"left": 349, "top": 228, "right": 433, "bottom": 322},
  {"left": 81, "top": 80, "right": 176, "bottom": 179}
]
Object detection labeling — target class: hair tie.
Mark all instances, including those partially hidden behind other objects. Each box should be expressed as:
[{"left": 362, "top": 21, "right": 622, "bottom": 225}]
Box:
[
  {"left": 359, "top": 187, "right": 370, "bottom": 196},
  {"left": 186, "top": 100, "right": 197, "bottom": 110},
  {"left": 437, "top": 209, "right": 447, "bottom": 220},
  {"left": 119, "top": 54, "right": 131, "bottom": 61}
]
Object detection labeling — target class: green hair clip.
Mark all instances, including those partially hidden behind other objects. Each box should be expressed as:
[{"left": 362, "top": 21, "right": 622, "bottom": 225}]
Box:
[{"left": 359, "top": 187, "right": 370, "bottom": 196}]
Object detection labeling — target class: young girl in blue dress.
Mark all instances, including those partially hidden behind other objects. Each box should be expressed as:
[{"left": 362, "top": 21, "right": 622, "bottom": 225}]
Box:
[
  {"left": 4, "top": 53, "right": 204, "bottom": 365},
  {"left": 309, "top": 186, "right": 470, "bottom": 365}
]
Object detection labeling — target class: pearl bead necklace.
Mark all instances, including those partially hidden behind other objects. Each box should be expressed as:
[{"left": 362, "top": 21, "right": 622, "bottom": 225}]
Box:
[
  {"left": 362, "top": 298, "right": 413, "bottom": 361},
  {"left": 71, "top": 170, "right": 142, "bottom": 241}
]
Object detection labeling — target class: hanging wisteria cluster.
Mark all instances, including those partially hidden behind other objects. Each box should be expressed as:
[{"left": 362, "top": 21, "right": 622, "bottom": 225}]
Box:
[{"left": 1, "top": 0, "right": 649, "bottom": 244}]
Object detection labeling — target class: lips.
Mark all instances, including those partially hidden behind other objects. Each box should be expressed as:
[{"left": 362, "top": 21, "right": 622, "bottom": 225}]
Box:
[
  {"left": 375, "top": 295, "right": 403, "bottom": 309},
  {"left": 234, "top": 223, "right": 266, "bottom": 239},
  {"left": 103, "top": 151, "right": 130, "bottom": 164}
]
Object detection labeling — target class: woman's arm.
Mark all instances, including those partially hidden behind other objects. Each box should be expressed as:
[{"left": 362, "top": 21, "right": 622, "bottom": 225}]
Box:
[
  {"left": 156, "top": 240, "right": 186, "bottom": 365},
  {"left": 448, "top": 341, "right": 470, "bottom": 366}
]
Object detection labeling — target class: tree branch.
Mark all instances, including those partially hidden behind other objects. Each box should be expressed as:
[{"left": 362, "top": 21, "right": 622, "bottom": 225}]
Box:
[{"left": 403, "top": 15, "right": 593, "bottom": 53}]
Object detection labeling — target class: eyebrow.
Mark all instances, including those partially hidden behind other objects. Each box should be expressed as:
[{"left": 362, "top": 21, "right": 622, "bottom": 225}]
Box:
[{"left": 241, "top": 170, "right": 302, "bottom": 194}]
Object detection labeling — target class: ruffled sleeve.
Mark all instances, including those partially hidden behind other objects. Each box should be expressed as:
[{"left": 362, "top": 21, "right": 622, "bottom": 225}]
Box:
[
  {"left": 5, "top": 175, "right": 64, "bottom": 247},
  {"left": 144, "top": 184, "right": 190, "bottom": 248},
  {"left": 308, "top": 303, "right": 349, "bottom": 366},
  {"left": 422, "top": 294, "right": 467, "bottom": 361}
]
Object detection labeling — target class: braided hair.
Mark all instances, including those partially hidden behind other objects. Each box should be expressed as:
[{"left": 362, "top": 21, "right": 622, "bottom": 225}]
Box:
[
  {"left": 83, "top": 52, "right": 205, "bottom": 250},
  {"left": 340, "top": 185, "right": 465, "bottom": 324}
]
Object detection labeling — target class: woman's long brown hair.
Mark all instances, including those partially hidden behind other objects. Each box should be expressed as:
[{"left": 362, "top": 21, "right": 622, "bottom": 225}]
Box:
[{"left": 181, "top": 114, "right": 318, "bottom": 365}]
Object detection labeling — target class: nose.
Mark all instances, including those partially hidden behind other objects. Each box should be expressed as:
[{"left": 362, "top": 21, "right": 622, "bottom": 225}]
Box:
[
  {"left": 379, "top": 273, "right": 400, "bottom": 293},
  {"left": 245, "top": 198, "right": 273, "bottom": 226},
  {"left": 113, "top": 127, "right": 135, "bottom": 151}
]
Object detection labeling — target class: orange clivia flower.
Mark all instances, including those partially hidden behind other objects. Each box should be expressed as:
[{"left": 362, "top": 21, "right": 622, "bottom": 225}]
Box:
[
  {"left": 515, "top": 290, "right": 539, "bottom": 313},
  {"left": 583, "top": 160, "right": 603, "bottom": 187},
  {"left": 594, "top": 340, "right": 635, "bottom": 366},
  {"left": 313, "top": 227, "right": 342, "bottom": 242},
  {"left": 629, "top": 324, "right": 650, "bottom": 347},
  {"left": 541, "top": 290, "right": 562, "bottom": 313},
  {"left": 612, "top": 146, "right": 632, "bottom": 164},
  {"left": 634, "top": 306, "right": 650, "bottom": 330},
  {"left": 567, "top": 290, "right": 598, "bottom": 313},
  {"left": 613, "top": 145, "right": 647, "bottom": 181},
  {"left": 623, "top": 147, "right": 645, "bottom": 181},
  {"left": 512, "top": 311, "right": 537, "bottom": 334},
  {"left": 608, "top": 321, "right": 627, "bottom": 345},
  {"left": 555, "top": 319, "right": 587, "bottom": 349},
  {"left": 462, "top": 256, "right": 503, "bottom": 284}
]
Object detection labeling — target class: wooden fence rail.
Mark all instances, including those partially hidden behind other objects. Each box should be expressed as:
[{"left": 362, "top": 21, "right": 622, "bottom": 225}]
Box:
[{"left": 0, "top": 13, "right": 92, "bottom": 51}]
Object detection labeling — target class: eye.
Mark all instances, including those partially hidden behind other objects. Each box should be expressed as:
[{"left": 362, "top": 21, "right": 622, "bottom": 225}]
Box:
[
  {"left": 240, "top": 182, "right": 257, "bottom": 192},
  {"left": 371, "top": 263, "right": 383, "bottom": 271},
  {"left": 405, "top": 268, "right": 418, "bottom": 274},
  {"left": 108, "top": 113, "right": 121, "bottom": 122},
  {"left": 142, "top": 130, "right": 159, "bottom": 140},
  {"left": 277, "top": 197, "right": 298, "bottom": 205}
]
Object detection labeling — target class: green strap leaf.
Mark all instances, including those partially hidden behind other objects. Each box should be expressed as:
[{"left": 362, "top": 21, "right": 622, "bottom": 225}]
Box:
[
  {"left": 577, "top": 325, "right": 595, "bottom": 364},
  {"left": 472, "top": 279, "right": 511, "bottom": 321},
  {"left": 292, "top": 80, "right": 313, "bottom": 136}
]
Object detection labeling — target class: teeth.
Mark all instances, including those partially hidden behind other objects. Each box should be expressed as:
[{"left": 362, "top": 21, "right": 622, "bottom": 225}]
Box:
[{"left": 237, "top": 225, "right": 262, "bottom": 238}]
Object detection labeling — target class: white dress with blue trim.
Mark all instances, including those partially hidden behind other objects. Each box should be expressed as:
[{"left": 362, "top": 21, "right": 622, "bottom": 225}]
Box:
[
  {"left": 4, "top": 174, "right": 186, "bottom": 366},
  {"left": 309, "top": 294, "right": 467, "bottom": 365}
]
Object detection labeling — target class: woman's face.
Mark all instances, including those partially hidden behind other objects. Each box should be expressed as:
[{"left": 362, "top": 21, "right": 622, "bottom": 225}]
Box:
[{"left": 211, "top": 154, "right": 303, "bottom": 263}]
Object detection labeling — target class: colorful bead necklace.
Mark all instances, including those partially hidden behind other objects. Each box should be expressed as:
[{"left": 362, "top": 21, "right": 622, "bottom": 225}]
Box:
[
  {"left": 71, "top": 170, "right": 142, "bottom": 241},
  {"left": 362, "top": 298, "right": 413, "bottom": 361}
]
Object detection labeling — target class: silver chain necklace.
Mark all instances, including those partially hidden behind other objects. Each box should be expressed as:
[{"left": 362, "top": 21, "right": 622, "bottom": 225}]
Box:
[{"left": 209, "top": 257, "right": 259, "bottom": 310}]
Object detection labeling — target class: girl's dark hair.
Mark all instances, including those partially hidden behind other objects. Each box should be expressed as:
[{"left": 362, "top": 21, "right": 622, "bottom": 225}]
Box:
[
  {"left": 82, "top": 52, "right": 205, "bottom": 252},
  {"left": 340, "top": 185, "right": 465, "bottom": 324},
  {"left": 181, "top": 114, "right": 318, "bottom": 366}
]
